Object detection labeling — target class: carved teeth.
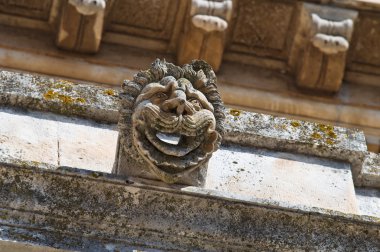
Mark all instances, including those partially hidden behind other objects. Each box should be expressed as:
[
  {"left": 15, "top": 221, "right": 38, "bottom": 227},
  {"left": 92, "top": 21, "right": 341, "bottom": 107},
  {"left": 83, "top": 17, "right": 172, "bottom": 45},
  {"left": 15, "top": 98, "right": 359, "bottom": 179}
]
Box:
[{"left": 156, "top": 132, "right": 181, "bottom": 145}]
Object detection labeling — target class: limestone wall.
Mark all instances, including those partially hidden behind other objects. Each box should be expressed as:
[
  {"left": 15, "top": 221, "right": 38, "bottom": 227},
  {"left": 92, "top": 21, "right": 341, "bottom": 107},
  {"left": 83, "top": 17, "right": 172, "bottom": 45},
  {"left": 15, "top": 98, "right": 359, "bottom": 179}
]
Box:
[{"left": 0, "top": 70, "right": 379, "bottom": 251}]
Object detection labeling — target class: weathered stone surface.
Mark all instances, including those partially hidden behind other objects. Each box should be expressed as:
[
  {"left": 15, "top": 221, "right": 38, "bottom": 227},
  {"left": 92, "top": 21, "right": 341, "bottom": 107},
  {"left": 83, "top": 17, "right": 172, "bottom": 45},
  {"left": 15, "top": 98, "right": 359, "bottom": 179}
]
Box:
[
  {"left": 0, "top": 0, "right": 53, "bottom": 20},
  {"left": 361, "top": 152, "right": 380, "bottom": 188},
  {"left": 356, "top": 188, "right": 380, "bottom": 218},
  {"left": 206, "top": 145, "right": 358, "bottom": 213},
  {"left": 308, "top": 213, "right": 380, "bottom": 251},
  {"left": 115, "top": 60, "right": 225, "bottom": 185},
  {"left": 68, "top": 0, "right": 105, "bottom": 16},
  {"left": 0, "top": 70, "right": 119, "bottom": 123},
  {"left": 223, "top": 108, "right": 368, "bottom": 185},
  {"left": 177, "top": 0, "right": 232, "bottom": 71},
  {"left": 0, "top": 161, "right": 378, "bottom": 251},
  {"left": 0, "top": 70, "right": 379, "bottom": 249},
  {"left": 57, "top": 117, "right": 118, "bottom": 173},
  {"left": 352, "top": 14, "right": 380, "bottom": 66},
  {"left": 107, "top": 0, "right": 180, "bottom": 41},
  {"left": 0, "top": 108, "right": 58, "bottom": 166},
  {"left": 0, "top": 240, "right": 68, "bottom": 252},
  {"left": 290, "top": 3, "right": 358, "bottom": 93},
  {"left": 1, "top": 70, "right": 378, "bottom": 187},
  {"left": 0, "top": 106, "right": 363, "bottom": 214},
  {"left": 229, "top": 0, "right": 295, "bottom": 58},
  {"left": 56, "top": 0, "right": 106, "bottom": 53},
  {"left": 0, "top": 107, "right": 118, "bottom": 174}
]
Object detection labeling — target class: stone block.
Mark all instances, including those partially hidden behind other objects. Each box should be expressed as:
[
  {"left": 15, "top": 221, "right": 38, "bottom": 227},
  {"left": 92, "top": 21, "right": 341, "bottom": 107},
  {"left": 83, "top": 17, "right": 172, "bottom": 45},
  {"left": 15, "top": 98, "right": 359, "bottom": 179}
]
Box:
[
  {"left": 308, "top": 214, "right": 380, "bottom": 251},
  {"left": 223, "top": 108, "right": 367, "bottom": 186},
  {"left": 177, "top": 0, "right": 232, "bottom": 71},
  {"left": 206, "top": 145, "right": 358, "bottom": 213},
  {"left": 0, "top": 108, "right": 58, "bottom": 166},
  {"left": 0, "top": 0, "right": 52, "bottom": 20},
  {"left": 56, "top": 0, "right": 106, "bottom": 53},
  {"left": 230, "top": 0, "right": 295, "bottom": 56},
  {"left": 352, "top": 14, "right": 380, "bottom": 66},
  {"left": 361, "top": 152, "right": 380, "bottom": 188},
  {"left": 0, "top": 162, "right": 378, "bottom": 251},
  {"left": 57, "top": 117, "right": 118, "bottom": 173},
  {"left": 356, "top": 188, "right": 380, "bottom": 218},
  {"left": 0, "top": 70, "right": 119, "bottom": 123},
  {"left": 289, "top": 3, "right": 358, "bottom": 93},
  {"left": 108, "top": 0, "right": 180, "bottom": 41}
]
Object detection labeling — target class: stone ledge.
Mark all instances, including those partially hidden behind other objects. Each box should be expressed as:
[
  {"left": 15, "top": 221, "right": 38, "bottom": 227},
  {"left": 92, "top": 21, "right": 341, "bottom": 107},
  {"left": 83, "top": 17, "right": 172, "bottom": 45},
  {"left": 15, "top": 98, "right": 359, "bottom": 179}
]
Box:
[
  {"left": 0, "top": 162, "right": 378, "bottom": 251},
  {"left": 223, "top": 109, "right": 368, "bottom": 186},
  {"left": 0, "top": 69, "right": 378, "bottom": 187},
  {"left": 0, "top": 71, "right": 118, "bottom": 124}
]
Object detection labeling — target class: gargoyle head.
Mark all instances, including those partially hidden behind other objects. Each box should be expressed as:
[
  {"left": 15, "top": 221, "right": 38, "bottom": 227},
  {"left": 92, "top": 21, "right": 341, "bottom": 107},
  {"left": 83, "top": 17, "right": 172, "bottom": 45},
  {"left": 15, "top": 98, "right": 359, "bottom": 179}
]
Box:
[{"left": 119, "top": 60, "right": 225, "bottom": 184}]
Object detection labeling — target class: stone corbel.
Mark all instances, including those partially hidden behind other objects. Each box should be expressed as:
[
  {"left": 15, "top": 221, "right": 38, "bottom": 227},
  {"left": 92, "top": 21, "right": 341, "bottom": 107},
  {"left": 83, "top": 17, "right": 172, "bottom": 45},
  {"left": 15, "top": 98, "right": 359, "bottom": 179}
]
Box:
[
  {"left": 56, "top": 0, "right": 107, "bottom": 53},
  {"left": 177, "top": 0, "right": 233, "bottom": 71},
  {"left": 289, "top": 4, "right": 358, "bottom": 93}
]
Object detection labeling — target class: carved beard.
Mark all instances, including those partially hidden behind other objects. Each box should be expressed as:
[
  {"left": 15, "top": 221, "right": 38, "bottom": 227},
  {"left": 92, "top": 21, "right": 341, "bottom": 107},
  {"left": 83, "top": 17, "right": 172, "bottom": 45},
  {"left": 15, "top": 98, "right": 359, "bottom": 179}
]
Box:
[{"left": 132, "top": 102, "right": 218, "bottom": 177}]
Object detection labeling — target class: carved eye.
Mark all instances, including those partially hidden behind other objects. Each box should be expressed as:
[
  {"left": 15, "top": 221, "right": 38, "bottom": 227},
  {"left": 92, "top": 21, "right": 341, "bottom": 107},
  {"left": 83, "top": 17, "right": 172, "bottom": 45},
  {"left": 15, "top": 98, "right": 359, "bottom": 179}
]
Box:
[
  {"left": 154, "top": 92, "right": 168, "bottom": 100},
  {"left": 189, "top": 98, "right": 202, "bottom": 111}
]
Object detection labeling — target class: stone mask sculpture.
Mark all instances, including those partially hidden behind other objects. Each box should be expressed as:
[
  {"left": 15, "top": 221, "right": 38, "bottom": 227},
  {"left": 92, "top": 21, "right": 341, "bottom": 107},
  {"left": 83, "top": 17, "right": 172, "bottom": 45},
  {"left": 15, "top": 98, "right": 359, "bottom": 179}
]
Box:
[{"left": 113, "top": 60, "right": 225, "bottom": 186}]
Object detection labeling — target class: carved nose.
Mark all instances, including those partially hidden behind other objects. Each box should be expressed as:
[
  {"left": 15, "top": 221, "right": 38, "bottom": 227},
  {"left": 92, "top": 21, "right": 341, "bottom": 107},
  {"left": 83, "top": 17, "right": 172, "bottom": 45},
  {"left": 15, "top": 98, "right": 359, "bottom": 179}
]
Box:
[{"left": 161, "top": 96, "right": 186, "bottom": 115}]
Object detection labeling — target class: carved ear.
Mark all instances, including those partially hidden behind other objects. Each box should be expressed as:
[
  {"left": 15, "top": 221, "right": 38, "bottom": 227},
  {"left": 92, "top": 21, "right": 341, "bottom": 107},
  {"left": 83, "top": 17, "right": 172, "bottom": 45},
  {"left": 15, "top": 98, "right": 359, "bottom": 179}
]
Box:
[
  {"left": 202, "top": 131, "right": 219, "bottom": 153},
  {"left": 193, "top": 70, "right": 208, "bottom": 89}
]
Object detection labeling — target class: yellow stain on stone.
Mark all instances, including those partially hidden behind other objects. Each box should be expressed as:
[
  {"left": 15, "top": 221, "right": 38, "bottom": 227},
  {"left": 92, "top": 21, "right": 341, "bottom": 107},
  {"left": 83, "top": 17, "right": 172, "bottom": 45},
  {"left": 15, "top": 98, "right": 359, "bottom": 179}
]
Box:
[
  {"left": 290, "top": 121, "right": 301, "bottom": 127},
  {"left": 43, "top": 89, "right": 85, "bottom": 105},
  {"left": 327, "top": 130, "right": 337, "bottom": 139},
  {"left": 104, "top": 89, "right": 115, "bottom": 96},
  {"left": 59, "top": 95, "right": 73, "bottom": 104},
  {"left": 326, "top": 139, "right": 335, "bottom": 145},
  {"left": 229, "top": 109, "right": 241, "bottom": 117},
  {"left": 318, "top": 124, "right": 334, "bottom": 133},
  {"left": 76, "top": 97, "right": 86, "bottom": 103},
  {"left": 43, "top": 90, "right": 56, "bottom": 100},
  {"left": 311, "top": 132, "right": 322, "bottom": 139}
]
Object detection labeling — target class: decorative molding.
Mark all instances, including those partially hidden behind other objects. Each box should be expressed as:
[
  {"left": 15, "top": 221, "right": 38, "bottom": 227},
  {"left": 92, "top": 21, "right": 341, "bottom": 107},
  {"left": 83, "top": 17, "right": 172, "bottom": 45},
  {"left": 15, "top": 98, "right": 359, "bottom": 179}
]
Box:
[
  {"left": 289, "top": 3, "right": 358, "bottom": 93},
  {"left": 55, "top": 0, "right": 106, "bottom": 53},
  {"left": 177, "top": 0, "right": 233, "bottom": 71},
  {"left": 0, "top": 0, "right": 53, "bottom": 20}
]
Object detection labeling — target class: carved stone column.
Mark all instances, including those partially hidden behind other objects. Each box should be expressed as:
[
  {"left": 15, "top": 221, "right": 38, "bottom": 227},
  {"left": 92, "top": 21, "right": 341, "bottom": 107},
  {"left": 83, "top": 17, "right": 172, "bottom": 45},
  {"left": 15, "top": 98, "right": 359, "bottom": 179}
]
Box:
[
  {"left": 177, "top": 0, "right": 233, "bottom": 71},
  {"left": 289, "top": 4, "right": 358, "bottom": 93},
  {"left": 113, "top": 60, "right": 225, "bottom": 186},
  {"left": 56, "top": 0, "right": 106, "bottom": 53}
]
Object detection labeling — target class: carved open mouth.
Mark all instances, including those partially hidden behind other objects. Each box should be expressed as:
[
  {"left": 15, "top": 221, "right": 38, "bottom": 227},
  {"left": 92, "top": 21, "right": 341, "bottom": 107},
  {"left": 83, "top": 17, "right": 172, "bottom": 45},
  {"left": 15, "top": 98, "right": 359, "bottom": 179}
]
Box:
[
  {"left": 156, "top": 132, "right": 181, "bottom": 145},
  {"left": 132, "top": 104, "right": 217, "bottom": 173},
  {"left": 145, "top": 129, "right": 204, "bottom": 157}
]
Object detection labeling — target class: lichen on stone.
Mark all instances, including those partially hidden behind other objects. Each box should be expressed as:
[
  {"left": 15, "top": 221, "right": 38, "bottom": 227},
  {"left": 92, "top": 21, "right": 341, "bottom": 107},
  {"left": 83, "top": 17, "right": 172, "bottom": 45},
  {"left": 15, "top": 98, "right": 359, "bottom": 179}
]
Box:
[
  {"left": 229, "top": 109, "right": 241, "bottom": 117},
  {"left": 290, "top": 121, "right": 301, "bottom": 127}
]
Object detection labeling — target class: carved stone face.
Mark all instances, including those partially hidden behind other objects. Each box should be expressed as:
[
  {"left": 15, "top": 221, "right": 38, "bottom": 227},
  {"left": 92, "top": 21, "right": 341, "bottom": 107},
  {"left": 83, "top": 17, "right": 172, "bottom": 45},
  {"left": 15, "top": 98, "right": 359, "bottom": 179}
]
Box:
[
  {"left": 132, "top": 76, "right": 219, "bottom": 178},
  {"left": 116, "top": 60, "right": 225, "bottom": 185}
]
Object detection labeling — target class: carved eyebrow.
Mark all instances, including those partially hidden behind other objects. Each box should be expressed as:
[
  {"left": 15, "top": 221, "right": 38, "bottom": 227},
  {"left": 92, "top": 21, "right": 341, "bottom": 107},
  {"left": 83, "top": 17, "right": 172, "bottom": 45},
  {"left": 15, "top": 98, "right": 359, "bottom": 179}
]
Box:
[
  {"left": 186, "top": 88, "right": 214, "bottom": 112},
  {"left": 135, "top": 83, "right": 168, "bottom": 105}
]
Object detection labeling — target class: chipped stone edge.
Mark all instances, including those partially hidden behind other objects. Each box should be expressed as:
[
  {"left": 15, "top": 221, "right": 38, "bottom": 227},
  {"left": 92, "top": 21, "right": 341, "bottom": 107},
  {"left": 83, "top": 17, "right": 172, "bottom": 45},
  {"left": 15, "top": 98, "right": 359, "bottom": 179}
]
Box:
[
  {"left": 362, "top": 152, "right": 380, "bottom": 188},
  {"left": 0, "top": 70, "right": 379, "bottom": 187},
  {"left": 0, "top": 160, "right": 379, "bottom": 251}
]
